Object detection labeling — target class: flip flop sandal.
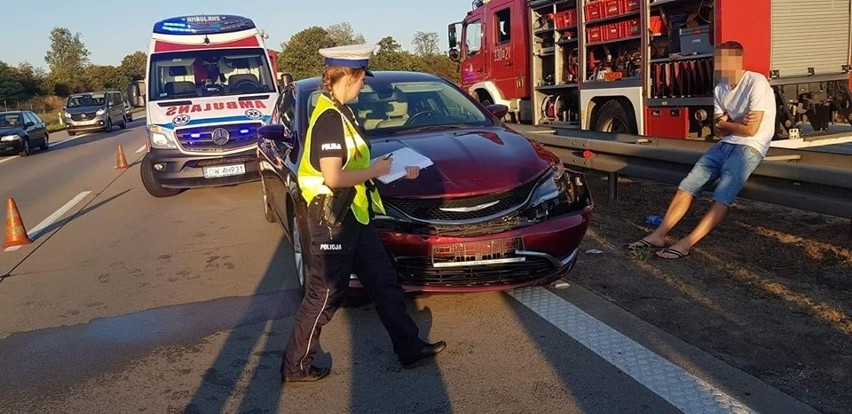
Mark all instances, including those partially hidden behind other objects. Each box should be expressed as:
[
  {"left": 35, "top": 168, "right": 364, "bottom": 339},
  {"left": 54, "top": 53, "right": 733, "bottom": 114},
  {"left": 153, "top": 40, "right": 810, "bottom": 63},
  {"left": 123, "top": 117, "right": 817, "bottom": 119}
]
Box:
[
  {"left": 626, "top": 239, "right": 665, "bottom": 249},
  {"left": 656, "top": 247, "right": 690, "bottom": 260}
]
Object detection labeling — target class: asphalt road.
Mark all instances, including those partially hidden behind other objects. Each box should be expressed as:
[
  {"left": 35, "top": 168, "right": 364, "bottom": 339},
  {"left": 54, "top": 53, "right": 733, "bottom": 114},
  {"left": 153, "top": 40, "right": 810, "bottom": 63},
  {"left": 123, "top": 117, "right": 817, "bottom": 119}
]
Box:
[{"left": 0, "top": 116, "right": 819, "bottom": 413}]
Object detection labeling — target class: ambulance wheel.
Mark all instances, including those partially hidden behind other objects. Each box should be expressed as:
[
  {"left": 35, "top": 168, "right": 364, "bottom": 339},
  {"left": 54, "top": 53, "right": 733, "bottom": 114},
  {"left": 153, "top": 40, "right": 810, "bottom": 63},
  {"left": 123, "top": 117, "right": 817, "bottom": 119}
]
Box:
[
  {"left": 594, "top": 100, "right": 636, "bottom": 134},
  {"left": 140, "top": 155, "right": 181, "bottom": 197}
]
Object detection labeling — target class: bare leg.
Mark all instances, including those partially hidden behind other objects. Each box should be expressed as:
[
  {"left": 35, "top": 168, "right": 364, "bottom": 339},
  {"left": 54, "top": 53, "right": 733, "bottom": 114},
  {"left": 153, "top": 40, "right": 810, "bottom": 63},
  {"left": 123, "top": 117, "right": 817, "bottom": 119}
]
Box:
[
  {"left": 659, "top": 201, "right": 729, "bottom": 257},
  {"left": 640, "top": 189, "right": 694, "bottom": 247}
]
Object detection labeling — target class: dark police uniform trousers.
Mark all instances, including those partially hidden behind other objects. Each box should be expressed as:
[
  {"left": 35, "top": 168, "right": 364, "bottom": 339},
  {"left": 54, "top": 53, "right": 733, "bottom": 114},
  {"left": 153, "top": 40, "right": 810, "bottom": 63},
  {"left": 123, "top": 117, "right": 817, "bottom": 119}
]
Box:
[{"left": 281, "top": 208, "right": 426, "bottom": 377}]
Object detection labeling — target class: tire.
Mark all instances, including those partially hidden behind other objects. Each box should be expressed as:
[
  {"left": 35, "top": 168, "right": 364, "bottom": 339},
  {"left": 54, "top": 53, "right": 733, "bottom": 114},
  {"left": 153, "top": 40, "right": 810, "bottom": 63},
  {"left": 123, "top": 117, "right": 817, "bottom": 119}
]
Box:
[
  {"left": 103, "top": 117, "right": 112, "bottom": 133},
  {"left": 140, "top": 155, "right": 182, "bottom": 197},
  {"left": 67, "top": 130, "right": 76, "bottom": 136},
  {"left": 119, "top": 115, "right": 127, "bottom": 129},
  {"left": 39, "top": 134, "right": 49, "bottom": 151},
  {"left": 127, "top": 112, "right": 133, "bottom": 122},
  {"left": 261, "top": 175, "right": 277, "bottom": 223},
  {"left": 593, "top": 100, "right": 637, "bottom": 134},
  {"left": 18, "top": 139, "right": 30, "bottom": 157},
  {"left": 290, "top": 212, "right": 310, "bottom": 295}
]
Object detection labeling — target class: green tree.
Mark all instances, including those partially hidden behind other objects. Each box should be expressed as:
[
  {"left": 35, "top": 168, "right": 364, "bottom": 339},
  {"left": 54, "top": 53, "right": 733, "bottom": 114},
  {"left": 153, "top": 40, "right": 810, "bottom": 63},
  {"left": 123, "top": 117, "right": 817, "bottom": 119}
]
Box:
[
  {"left": 278, "top": 26, "right": 336, "bottom": 81},
  {"left": 14, "top": 63, "right": 45, "bottom": 98},
  {"left": 44, "top": 27, "right": 90, "bottom": 94},
  {"left": 0, "top": 61, "right": 24, "bottom": 103},
  {"left": 119, "top": 51, "right": 147, "bottom": 81},
  {"left": 83, "top": 65, "right": 128, "bottom": 92},
  {"left": 372, "top": 36, "right": 415, "bottom": 71},
  {"left": 326, "top": 22, "right": 366, "bottom": 46},
  {"left": 412, "top": 31, "right": 441, "bottom": 56}
]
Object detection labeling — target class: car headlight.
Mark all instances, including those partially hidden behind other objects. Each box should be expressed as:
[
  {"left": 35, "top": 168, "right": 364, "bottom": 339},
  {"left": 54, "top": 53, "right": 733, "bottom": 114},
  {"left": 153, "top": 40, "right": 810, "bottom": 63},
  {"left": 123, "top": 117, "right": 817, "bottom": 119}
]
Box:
[
  {"left": 64, "top": 112, "right": 72, "bottom": 118},
  {"left": 529, "top": 167, "right": 565, "bottom": 207},
  {"left": 150, "top": 132, "right": 178, "bottom": 149},
  {"left": 1, "top": 134, "right": 21, "bottom": 142},
  {"left": 96, "top": 109, "right": 105, "bottom": 116}
]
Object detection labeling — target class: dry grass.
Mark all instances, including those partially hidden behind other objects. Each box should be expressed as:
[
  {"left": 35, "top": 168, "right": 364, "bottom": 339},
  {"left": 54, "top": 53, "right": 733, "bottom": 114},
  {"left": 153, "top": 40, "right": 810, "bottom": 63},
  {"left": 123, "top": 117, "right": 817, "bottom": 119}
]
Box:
[{"left": 571, "top": 170, "right": 852, "bottom": 413}]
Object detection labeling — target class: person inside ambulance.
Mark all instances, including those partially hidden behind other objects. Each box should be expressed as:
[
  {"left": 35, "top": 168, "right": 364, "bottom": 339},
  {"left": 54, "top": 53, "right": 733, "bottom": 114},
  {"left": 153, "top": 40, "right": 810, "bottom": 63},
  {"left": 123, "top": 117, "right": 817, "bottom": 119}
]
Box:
[
  {"left": 193, "top": 56, "right": 224, "bottom": 95},
  {"left": 280, "top": 44, "right": 446, "bottom": 383}
]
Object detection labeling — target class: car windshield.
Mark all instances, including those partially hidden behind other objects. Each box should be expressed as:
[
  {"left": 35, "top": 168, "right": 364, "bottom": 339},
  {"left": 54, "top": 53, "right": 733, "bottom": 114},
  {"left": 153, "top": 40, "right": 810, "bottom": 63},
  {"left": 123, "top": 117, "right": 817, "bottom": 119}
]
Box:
[
  {"left": 0, "top": 113, "right": 22, "bottom": 127},
  {"left": 148, "top": 48, "right": 276, "bottom": 101},
  {"left": 67, "top": 94, "right": 105, "bottom": 108},
  {"left": 307, "top": 79, "right": 492, "bottom": 136}
]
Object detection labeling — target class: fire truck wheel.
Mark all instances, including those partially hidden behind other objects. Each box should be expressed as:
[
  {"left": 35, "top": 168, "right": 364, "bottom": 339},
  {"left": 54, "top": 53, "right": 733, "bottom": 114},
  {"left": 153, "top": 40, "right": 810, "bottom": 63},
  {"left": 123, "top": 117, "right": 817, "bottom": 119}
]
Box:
[
  {"left": 140, "top": 155, "right": 182, "bottom": 197},
  {"left": 594, "top": 100, "right": 636, "bottom": 134}
]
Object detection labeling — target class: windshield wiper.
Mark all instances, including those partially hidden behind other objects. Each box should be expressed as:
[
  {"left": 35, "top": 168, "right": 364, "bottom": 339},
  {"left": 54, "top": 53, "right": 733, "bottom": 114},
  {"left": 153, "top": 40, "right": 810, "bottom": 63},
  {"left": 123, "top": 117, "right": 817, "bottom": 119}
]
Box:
[{"left": 400, "top": 124, "right": 471, "bottom": 134}]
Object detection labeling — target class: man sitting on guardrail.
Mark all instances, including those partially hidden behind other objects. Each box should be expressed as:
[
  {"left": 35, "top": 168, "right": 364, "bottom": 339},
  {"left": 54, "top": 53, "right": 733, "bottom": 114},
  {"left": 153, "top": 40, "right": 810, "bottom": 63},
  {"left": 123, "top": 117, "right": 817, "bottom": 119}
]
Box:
[{"left": 628, "top": 41, "right": 776, "bottom": 259}]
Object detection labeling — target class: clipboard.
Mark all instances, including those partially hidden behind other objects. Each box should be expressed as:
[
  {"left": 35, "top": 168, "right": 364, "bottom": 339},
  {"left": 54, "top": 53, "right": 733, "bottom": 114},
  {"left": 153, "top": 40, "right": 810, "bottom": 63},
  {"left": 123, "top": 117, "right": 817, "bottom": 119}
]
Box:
[{"left": 370, "top": 147, "right": 433, "bottom": 184}]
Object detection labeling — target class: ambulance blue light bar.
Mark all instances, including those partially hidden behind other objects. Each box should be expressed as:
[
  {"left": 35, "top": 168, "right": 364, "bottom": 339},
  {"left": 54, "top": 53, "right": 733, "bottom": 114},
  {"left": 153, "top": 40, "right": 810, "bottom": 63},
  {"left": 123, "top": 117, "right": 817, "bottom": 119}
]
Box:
[{"left": 153, "top": 15, "right": 256, "bottom": 35}]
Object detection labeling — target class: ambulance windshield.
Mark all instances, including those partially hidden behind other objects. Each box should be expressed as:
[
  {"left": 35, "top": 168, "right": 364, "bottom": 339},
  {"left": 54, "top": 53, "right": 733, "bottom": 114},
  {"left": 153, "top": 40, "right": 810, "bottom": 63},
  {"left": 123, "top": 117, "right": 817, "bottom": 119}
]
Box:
[{"left": 148, "top": 48, "right": 275, "bottom": 101}]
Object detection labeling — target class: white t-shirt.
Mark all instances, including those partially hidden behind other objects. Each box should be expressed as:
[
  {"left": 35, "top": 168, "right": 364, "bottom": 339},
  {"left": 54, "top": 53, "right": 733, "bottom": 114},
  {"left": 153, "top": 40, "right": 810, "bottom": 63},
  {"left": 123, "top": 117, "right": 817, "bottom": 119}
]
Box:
[{"left": 713, "top": 71, "right": 776, "bottom": 156}]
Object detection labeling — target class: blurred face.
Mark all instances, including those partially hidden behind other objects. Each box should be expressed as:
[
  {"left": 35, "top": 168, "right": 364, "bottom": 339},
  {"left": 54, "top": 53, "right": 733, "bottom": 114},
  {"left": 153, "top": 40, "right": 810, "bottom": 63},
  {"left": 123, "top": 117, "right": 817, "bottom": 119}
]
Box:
[{"left": 715, "top": 49, "right": 743, "bottom": 84}]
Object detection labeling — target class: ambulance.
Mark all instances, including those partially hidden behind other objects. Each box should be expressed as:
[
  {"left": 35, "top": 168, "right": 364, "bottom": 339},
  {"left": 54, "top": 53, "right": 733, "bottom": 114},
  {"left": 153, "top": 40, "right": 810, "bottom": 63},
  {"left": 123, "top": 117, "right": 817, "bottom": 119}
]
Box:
[{"left": 129, "top": 15, "right": 279, "bottom": 197}]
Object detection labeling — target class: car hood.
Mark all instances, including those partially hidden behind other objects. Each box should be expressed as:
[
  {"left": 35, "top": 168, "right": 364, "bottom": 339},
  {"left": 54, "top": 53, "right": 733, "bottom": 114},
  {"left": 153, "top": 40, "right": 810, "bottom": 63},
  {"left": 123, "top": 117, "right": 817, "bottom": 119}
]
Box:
[
  {"left": 0, "top": 126, "right": 24, "bottom": 136},
  {"left": 370, "top": 126, "right": 553, "bottom": 198}
]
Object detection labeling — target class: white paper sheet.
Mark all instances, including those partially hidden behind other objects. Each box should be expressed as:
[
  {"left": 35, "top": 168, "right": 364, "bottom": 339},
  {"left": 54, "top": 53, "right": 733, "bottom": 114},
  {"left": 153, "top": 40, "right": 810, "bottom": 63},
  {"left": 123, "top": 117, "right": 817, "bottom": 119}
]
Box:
[{"left": 370, "top": 147, "right": 434, "bottom": 184}]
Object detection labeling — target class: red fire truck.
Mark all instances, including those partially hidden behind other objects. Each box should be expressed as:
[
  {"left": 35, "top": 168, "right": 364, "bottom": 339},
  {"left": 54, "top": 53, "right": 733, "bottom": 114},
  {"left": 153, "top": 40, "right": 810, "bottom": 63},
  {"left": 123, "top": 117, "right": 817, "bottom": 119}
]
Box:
[{"left": 448, "top": 0, "right": 852, "bottom": 146}]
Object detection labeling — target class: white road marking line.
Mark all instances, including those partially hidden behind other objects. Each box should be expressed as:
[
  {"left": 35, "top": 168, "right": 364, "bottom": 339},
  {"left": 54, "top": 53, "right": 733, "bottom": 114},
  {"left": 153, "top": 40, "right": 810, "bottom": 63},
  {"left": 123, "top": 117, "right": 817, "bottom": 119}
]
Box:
[
  {"left": 0, "top": 156, "right": 19, "bottom": 164},
  {"left": 135, "top": 145, "right": 146, "bottom": 154},
  {"left": 509, "top": 287, "right": 756, "bottom": 414},
  {"left": 4, "top": 191, "right": 92, "bottom": 252},
  {"left": 52, "top": 132, "right": 91, "bottom": 146}
]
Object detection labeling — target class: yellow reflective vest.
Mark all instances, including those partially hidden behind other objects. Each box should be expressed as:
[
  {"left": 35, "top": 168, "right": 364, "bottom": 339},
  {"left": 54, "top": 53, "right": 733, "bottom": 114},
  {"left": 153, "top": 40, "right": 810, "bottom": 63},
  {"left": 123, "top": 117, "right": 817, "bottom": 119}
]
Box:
[{"left": 297, "top": 94, "right": 385, "bottom": 224}]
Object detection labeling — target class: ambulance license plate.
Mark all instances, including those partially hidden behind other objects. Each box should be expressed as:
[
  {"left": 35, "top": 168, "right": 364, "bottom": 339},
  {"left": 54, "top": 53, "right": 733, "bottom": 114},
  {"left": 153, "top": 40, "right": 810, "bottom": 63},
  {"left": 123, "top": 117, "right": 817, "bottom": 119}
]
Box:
[{"left": 203, "top": 164, "right": 245, "bottom": 178}]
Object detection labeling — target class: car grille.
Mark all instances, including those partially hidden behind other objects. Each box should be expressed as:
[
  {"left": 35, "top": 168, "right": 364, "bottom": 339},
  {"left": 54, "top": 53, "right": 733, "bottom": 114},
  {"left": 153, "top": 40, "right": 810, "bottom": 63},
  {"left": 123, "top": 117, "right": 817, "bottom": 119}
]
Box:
[
  {"left": 176, "top": 123, "right": 260, "bottom": 152},
  {"left": 383, "top": 179, "right": 537, "bottom": 222},
  {"left": 70, "top": 111, "right": 98, "bottom": 121},
  {"left": 393, "top": 256, "right": 555, "bottom": 287}
]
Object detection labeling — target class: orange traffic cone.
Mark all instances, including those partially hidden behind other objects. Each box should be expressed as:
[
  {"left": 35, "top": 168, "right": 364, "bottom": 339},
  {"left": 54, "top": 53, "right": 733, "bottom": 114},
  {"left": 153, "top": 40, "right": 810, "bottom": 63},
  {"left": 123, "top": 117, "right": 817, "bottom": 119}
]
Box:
[
  {"left": 116, "top": 145, "right": 128, "bottom": 169},
  {"left": 4, "top": 198, "right": 32, "bottom": 248}
]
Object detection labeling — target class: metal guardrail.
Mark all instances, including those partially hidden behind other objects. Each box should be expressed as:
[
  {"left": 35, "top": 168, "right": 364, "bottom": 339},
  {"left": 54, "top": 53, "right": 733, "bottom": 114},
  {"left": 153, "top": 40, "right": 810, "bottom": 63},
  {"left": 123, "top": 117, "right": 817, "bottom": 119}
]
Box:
[{"left": 524, "top": 129, "right": 852, "bottom": 219}]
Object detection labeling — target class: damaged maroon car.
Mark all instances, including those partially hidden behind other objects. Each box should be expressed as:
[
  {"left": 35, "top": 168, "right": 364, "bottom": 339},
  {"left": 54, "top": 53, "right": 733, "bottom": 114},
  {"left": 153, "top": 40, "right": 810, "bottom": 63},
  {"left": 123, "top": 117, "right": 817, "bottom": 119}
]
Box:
[{"left": 257, "top": 71, "right": 593, "bottom": 292}]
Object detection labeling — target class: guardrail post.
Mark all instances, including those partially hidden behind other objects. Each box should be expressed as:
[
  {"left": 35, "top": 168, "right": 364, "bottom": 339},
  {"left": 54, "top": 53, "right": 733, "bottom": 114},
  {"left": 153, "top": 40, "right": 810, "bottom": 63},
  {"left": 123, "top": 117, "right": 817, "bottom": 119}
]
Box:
[{"left": 608, "top": 172, "right": 619, "bottom": 202}]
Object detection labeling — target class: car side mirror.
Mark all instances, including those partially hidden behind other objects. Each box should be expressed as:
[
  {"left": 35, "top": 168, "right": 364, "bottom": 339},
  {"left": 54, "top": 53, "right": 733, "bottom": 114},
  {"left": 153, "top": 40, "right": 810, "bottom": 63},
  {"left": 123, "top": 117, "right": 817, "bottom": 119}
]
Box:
[
  {"left": 486, "top": 104, "right": 509, "bottom": 119},
  {"left": 258, "top": 124, "right": 295, "bottom": 146},
  {"left": 25, "top": 121, "right": 34, "bottom": 128}
]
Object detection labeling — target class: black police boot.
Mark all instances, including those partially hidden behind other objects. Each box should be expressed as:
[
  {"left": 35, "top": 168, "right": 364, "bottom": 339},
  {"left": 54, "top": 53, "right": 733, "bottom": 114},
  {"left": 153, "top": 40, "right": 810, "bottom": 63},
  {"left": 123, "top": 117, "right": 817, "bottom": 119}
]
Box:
[
  {"left": 399, "top": 341, "right": 447, "bottom": 367},
  {"left": 282, "top": 365, "right": 331, "bottom": 383}
]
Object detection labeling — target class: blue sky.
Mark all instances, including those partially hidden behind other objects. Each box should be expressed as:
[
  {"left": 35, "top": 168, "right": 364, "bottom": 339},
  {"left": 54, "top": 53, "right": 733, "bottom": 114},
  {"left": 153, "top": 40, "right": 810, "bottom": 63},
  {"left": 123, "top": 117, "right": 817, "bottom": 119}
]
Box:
[{"left": 0, "top": 0, "right": 470, "bottom": 70}]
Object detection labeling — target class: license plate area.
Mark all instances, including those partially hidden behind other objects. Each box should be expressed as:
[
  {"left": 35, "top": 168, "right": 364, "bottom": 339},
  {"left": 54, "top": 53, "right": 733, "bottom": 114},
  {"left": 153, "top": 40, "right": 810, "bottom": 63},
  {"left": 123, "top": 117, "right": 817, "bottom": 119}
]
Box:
[
  {"left": 431, "top": 237, "right": 524, "bottom": 268},
  {"left": 203, "top": 163, "right": 246, "bottom": 178}
]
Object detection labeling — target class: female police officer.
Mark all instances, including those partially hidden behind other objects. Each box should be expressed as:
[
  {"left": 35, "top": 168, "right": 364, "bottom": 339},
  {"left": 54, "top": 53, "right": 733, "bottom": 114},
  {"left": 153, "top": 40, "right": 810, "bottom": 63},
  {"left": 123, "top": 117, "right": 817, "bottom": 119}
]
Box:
[{"left": 281, "top": 44, "right": 446, "bottom": 383}]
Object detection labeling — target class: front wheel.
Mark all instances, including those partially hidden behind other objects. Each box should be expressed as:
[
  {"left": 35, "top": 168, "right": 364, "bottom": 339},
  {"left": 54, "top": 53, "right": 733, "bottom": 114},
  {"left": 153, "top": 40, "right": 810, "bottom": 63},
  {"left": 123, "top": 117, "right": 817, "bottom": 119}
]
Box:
[
  {"left": 103, "top": 117, "right": 112, "bottom": 133},
  {"left": 119, "top": 115, "right": 127, "bottom": 129},
  {"left": 18, "top": 139, "right": 30, "bottom": 157},
  {"left": 140, "top": 155, "right": 182, "bottom": 197},
  {"left": 39, "top": 134, "right": 49, "bottom": 151}
]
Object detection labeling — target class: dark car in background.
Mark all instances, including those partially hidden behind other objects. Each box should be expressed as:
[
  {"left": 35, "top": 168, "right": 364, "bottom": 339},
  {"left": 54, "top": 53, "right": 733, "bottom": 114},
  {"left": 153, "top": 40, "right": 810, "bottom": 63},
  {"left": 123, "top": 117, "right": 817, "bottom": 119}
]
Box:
[
  {"left": 63, "top": 90, "right": 127, "bottom": 135},
  {"left": 0, "top": 111, "right": 49, "bottom": 156},
  {"left": 257, "top": 71, "right": 594, "bottom": 292}
]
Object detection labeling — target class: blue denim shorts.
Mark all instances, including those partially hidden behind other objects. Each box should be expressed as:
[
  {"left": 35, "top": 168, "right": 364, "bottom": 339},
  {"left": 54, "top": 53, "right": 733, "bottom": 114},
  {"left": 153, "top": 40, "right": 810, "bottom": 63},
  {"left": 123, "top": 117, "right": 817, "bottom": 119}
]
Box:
[{"left": 678, "top": 142, "right": 764, "bottom": 206}]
